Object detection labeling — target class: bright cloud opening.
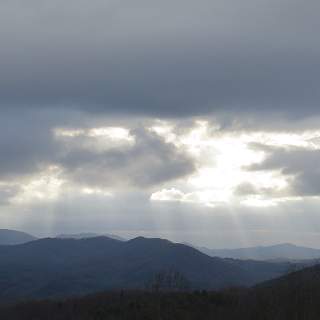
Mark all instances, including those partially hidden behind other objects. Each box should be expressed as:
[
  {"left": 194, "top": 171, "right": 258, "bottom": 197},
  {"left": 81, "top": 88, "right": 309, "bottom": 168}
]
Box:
[
  {"left": 11, "top": 167, "right": 65, "bottom": 204},
  {"left": 149, "top": 121, "right": 320, "bottom": 207}
]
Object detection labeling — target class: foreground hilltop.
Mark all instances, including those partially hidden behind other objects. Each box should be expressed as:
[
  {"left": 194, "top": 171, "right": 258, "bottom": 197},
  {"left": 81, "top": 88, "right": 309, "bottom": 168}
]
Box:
[{"left": 2, "top": 264, "right": 320, "bottom": 320}]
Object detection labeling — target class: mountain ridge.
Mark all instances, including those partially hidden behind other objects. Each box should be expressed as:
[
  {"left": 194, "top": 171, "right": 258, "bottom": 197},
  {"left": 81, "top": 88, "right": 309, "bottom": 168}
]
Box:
[
  {"left": 0, "top": 229, "right": 37, "bottom": 245},
  {"left": 199, "top": 242, "right": 320, "bottom": 260},
  {"left": 56, "top": 232, "right": 125, "bottom": 241},
  {"left": 0, "top": 236, "right": 291, "bottom": 303}
]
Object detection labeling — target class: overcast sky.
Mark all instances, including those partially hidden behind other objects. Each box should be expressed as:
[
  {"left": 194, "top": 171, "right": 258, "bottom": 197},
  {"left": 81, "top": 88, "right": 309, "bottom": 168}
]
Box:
[{"left": 1, "top": 0, "right": 320, "bottom": 248}]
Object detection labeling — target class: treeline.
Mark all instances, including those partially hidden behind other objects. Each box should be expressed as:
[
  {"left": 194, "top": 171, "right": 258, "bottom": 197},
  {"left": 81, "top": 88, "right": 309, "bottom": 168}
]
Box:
[
  {"left": 1, "top": 285, "right": 320, "bottom": 320},
  {"left": 0, "top": 290, "right": 246, "bottom": 320},
  {"left": 2, "top": 266, "right": 320, "bottom": 320}
]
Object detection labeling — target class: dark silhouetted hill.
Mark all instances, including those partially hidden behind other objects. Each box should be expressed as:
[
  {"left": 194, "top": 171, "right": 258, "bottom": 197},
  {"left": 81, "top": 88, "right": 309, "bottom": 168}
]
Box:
[
  {"left": 2, "top": 264, "right": 320, "bottom": 319},
  {"left": 0, "top": 236, "right": 290, "bottom": 303}
]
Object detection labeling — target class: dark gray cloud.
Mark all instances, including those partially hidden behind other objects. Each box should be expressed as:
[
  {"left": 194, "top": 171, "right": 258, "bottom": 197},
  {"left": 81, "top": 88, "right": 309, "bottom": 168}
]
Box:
[
  {"left": 0, "top": 0, "right": 319, "bottom": 118},
  {"left": 0, "top": 107, "right": 94, "bottom": 179},
  {"left": 248, "top": 145, "right": 320, "bottom": 196},
  {"left": 58, "top": 128, "right": 195, "bottom": 189},
  {"left": 0, "top": 108, "right": 195, "bottom": 189},
  {"left": 0, "top": 108, "right": 59, "bottom": 179}
]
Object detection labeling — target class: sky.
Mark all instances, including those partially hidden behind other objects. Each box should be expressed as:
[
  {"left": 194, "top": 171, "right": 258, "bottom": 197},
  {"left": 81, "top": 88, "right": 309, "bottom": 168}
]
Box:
[{"left": 1, "top": 0, "right": 320, "bottom": 248}]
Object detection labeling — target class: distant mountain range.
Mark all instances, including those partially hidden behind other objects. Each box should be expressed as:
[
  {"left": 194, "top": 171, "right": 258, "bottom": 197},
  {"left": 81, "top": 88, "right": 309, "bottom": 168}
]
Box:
[
  {"left": 0, "top": 236, "right": 292, "bottom": 303},
  {"left": 2, "top": 229, "right": 319, "bottom": 261},
  {"left": 0, "top": 229, "right": 37, "bottom": 245},
  {"left": 199, "top": 243, "right": 320, "bottom": 261},
  {"left": 56, "top": 233, "right": 126, "bottom": 241},
  {"left": 0, "top": 230, "right": 126, "bottom": 246}
]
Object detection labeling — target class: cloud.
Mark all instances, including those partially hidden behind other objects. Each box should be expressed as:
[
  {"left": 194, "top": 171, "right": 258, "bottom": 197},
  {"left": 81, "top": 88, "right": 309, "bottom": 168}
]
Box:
[
  {"left": 151, "top": 188, "right": 187, "bottom": 202},
  {"left": 0, "top": 108, "right": 60, "bottom": 179},
  {"left": 0, "top": 107, "right": 91, "bottom": 180},
  {"left": 0, "top": 108, "right": 196, "bottom": 198},
  {"left": 1, "top": 1, "right": 320, "bottom": 247},
  {"left": 0, "top": 0, "right": 320, "bottom": 119},
  {"left": 0, "top": 184, "right": 20, "bottom": 205},
  {"left": 248, "top": 145, "right": 320, "bottom": 197},
  {"left": 57, "top": 127, "right": 195, "bottom": 189}
]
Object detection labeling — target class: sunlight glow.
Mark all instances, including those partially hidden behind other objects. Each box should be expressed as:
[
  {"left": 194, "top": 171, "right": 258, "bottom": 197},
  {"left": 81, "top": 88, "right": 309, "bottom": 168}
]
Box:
[
  {"left": 55, "top": 127, "right": 134, "bottom": 144},
  {"left": 48, "top": 122, "right": 320, "bottom": 208},
  {"left": 149, "top": 120, "right": 316, "bottom": 207},
  {"left": 88, "top": 127, "right": 134, "bottom": 142},
  {"left": 12, "top": 167, "right": 65, "bottom": 204},
  {"left": 150, "top": 188, "right": 186, "bottom": 202},
  {"left": 150, "top": 188, "right": 233, "bottom": 207},
  {"left": 241, "top": 195, "right": 304, "bottom": 207},
  {"left": 249, "top": 131, "right": 320, "bottom": 149},
  {"left": 81, "top": 187, "right": 113, "bottom": 197}
]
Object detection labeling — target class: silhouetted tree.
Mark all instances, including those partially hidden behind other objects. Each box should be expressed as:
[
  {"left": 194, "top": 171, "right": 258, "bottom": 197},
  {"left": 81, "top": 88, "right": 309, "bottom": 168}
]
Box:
[{"left": 149, "top": 269, "right": 190, "bottom": 291}]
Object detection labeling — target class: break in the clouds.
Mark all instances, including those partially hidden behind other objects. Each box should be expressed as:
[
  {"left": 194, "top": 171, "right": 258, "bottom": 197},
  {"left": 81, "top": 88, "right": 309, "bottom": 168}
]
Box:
[
  {"left": 1, "top": 1, "right": 320, "bottom": 247},
  {"left": 2, "top": 115, "right": 320, "bottom": 247}
]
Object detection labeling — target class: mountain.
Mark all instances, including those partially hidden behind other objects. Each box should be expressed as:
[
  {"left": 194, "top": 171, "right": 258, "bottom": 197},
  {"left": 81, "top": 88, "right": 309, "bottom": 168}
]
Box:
[
  {"left": 0, "top": 237, "right": 291, "bottom": 303},
  {"left": 237, "top": 263, "right": 320, "bottom": 319},
  {"left": 257, "top": 262, "right": 320, "bottom": 292},
  {"left": 56, "top": 233, "right": 125, "bottom": 241},
  {"left": 0, "top": 229, "right": 37, "bottom": 245},
  {"left": 200, "top": 243, "right": 320, "bottom": 261}
]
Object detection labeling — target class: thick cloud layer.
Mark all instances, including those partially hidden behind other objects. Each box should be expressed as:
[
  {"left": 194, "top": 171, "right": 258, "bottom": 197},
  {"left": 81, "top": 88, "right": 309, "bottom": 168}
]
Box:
[
  {"left": 1, "top": 0, "right": 320, "bottom": 118},
  {"left": 0, "top": 108, "right": 59, "bottom": 179},
  {"left": 1, "top": 1, "right": 320, "bottom": 246}
]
